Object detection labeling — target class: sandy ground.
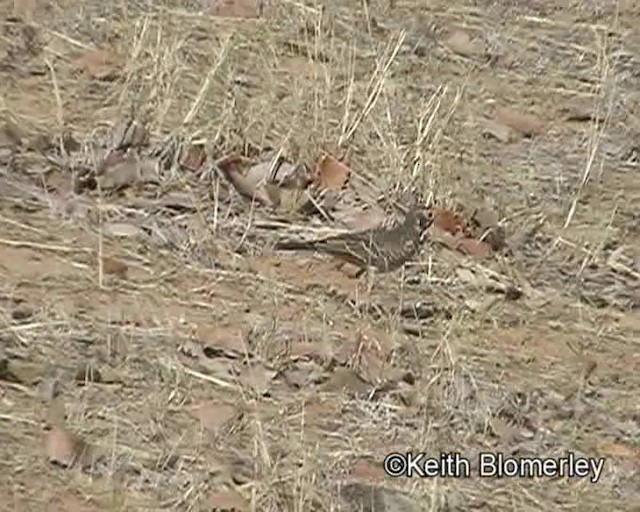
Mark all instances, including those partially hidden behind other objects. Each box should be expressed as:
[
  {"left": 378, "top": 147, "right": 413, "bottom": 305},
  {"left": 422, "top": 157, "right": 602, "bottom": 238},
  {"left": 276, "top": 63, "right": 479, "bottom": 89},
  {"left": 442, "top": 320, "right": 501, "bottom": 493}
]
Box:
[{"left": 0, "top": 0, "right": 639, "bottom": 511}]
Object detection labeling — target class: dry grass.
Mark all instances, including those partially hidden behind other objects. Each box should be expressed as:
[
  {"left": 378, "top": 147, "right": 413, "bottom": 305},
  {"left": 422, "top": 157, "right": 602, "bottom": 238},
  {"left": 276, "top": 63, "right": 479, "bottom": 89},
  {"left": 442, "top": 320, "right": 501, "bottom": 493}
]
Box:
[{"left": 1, "top": 0, "right": 639, "bottom": 511}]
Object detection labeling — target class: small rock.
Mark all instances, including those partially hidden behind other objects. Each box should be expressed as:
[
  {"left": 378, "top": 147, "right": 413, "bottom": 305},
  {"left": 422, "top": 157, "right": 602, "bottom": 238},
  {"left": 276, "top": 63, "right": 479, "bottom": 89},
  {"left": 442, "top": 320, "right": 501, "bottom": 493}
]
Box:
[
  {"left": 445, "top": 29, "right": 485, "bottom": 58},
  {"left": 11, "top": 305, "right": 34, "bottom": 321},
  {"left": 494, "top": 106, "right": 546, "bottom": 137},
  {"left": 479, "top": 118, "right": 517, "bottom": 143}
]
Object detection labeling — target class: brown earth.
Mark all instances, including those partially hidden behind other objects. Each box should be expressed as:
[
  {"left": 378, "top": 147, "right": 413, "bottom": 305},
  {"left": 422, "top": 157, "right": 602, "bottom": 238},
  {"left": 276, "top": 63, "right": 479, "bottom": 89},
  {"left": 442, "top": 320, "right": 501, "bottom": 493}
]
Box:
[{"left": 0, "top": 0, "right": 639, "bottom": 511}]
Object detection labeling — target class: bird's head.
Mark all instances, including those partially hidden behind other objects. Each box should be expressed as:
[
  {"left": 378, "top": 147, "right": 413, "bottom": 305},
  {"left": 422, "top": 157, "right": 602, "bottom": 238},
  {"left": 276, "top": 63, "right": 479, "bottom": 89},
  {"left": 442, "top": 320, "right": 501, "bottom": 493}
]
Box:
[
  {"left": 415, "top": 207, "right": 435, "bottom": 229},
  {"left": 413, "top": 207, "right": 435, "bottom": 244}
]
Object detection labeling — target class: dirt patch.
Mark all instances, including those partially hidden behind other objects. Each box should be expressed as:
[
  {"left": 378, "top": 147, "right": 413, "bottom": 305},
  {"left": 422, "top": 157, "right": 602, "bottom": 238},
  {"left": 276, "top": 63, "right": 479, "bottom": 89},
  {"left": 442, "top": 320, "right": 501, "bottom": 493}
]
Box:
[{"left": 1, "top": 1, "right": 639, "bottom": 511}]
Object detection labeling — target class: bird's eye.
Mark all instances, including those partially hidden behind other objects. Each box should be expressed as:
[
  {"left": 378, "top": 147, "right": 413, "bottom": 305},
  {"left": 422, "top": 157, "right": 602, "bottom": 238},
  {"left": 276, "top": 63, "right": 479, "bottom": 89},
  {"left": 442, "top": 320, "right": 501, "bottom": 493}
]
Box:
[{"left": 425, "top": 209, "right": 435, "bottom": 224}]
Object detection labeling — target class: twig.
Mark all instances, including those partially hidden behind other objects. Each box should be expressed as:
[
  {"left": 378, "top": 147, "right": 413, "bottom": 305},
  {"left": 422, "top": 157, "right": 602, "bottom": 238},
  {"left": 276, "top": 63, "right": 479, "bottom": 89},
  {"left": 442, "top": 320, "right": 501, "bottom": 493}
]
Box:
[
  {"left": 0, "top": 238, "right": 90, "bottom": 253},
  {"left": 181, "top": 365, "right": 237, "bottom": 390}
]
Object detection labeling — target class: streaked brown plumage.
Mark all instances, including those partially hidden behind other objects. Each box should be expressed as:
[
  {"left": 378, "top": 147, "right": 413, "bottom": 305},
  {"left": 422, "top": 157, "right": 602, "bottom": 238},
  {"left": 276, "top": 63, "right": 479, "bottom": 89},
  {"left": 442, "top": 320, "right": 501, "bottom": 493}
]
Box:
[{"left": 275, "top": 208, "right": 433, "bottom": 273}]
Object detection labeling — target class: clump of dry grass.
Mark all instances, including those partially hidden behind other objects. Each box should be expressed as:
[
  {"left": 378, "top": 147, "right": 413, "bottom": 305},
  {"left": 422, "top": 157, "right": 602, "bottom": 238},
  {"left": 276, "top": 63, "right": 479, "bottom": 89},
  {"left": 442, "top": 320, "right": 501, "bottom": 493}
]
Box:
[{"left": 0, "top": 0, "right": 639, "bottom": 511}]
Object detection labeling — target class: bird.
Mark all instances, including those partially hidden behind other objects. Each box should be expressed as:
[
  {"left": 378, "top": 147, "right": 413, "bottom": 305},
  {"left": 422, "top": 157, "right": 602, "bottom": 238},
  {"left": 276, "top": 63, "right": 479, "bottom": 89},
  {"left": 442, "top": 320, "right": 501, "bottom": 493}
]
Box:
[{"left": 274, "top": 207, "right": 434, "bottom": 274}]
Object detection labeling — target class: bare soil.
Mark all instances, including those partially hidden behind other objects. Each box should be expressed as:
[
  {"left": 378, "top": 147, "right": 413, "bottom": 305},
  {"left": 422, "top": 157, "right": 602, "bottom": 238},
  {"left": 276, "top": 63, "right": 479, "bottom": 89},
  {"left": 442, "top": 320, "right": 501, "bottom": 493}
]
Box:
[{"left": 1, "top": 0, "right": 639, "bottom": 511}]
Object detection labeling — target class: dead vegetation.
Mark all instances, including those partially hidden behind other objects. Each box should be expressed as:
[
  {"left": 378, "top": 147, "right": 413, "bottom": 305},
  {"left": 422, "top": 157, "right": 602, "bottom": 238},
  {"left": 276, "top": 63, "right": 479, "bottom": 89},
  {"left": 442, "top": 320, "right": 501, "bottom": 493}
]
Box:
[{"left": 0, "top": 0, "right": 639, "bottom": 510}]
